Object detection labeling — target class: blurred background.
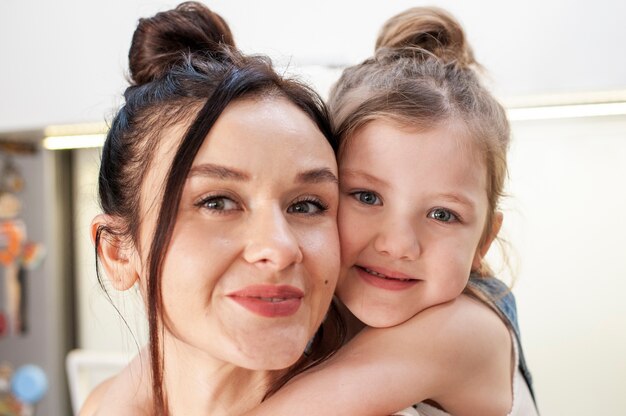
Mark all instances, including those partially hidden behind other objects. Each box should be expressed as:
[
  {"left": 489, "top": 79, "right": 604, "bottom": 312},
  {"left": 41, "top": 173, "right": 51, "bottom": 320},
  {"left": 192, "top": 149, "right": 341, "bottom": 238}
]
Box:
[{"left": 1, "top": 0, "right": 625, "bottom": 414}]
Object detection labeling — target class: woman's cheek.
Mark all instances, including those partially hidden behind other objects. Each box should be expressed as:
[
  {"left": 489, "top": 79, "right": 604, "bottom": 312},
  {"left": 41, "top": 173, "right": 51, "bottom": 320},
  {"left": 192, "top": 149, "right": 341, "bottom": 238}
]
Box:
[{"left": 316, "top": 223, "right": 341, "bottom": 279}]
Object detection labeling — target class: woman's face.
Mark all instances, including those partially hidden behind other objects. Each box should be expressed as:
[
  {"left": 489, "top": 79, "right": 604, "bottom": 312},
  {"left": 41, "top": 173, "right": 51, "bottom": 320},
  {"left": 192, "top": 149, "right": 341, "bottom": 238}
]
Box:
[
  {"left": 137, "top": 96, "right": 339, "bottom": 369},
  {"left": 336, "top": 119, "right": 491, "bottom": 328}
]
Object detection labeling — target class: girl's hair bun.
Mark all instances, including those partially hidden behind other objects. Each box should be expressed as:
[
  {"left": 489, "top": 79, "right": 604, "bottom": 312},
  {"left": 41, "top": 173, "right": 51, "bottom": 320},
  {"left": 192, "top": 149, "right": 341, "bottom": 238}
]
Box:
[
  {"left": 375, "top": 7, "right": 476, "bottom": 68},
  {"left": 129, "top": 1, "right": 235, "bottom": 85}
]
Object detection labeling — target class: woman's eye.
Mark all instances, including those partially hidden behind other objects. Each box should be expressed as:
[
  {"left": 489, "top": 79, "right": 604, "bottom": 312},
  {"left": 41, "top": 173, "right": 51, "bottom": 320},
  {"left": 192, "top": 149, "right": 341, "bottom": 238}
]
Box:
[
  {"left": 198, "top": 196, "right": 239, "bottom": 212},
  {"left": 287, "top": 199, "right": 328, "bottom": 215},
  {"left": 428, "top": 208, "right": 458, "bottom": 223},
  {"left": 352, "top": 191, "right": 381, "bottom": 206}
]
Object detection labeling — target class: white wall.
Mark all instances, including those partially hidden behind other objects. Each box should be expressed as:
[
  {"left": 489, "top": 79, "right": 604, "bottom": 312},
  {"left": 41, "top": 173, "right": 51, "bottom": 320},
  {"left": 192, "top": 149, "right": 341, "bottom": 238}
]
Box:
[
  {"left": 2, "top": 0, "right": 626, "bottom": 130},
  {"left": 496, "top": 115, "right": 626, "bottom": 413}
]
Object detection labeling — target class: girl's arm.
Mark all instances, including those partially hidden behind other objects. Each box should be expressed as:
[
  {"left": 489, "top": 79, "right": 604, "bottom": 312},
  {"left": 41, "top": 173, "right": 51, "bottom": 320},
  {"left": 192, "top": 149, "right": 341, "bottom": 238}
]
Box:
[{"left": 246, "top": 295, "right": 513, "bottom": 416}]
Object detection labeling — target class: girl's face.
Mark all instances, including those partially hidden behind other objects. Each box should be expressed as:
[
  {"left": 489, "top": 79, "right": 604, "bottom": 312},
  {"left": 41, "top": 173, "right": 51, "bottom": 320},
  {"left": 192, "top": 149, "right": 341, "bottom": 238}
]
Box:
[
  {"left": 137, "top": 97, "right": 340, "bottom": 369},
  {"left": 336, "top": 119, "right": 493, "bottom": 328}
]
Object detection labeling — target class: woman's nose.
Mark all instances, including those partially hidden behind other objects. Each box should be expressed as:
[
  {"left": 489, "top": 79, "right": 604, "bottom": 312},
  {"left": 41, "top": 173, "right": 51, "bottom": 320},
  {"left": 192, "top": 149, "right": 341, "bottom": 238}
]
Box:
[
  {"left": 243, "top": 205, "right": 303, "bottom": 269},
  {"left": 372, "top": 217, "right": 420, "bottom": 261}
]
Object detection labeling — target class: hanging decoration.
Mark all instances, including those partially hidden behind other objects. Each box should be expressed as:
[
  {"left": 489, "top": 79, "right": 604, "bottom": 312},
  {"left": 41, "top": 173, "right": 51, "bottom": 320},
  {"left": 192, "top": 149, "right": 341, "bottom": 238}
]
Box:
[{"left": 0, "top": 155, "right": 45, "bottom": 338}]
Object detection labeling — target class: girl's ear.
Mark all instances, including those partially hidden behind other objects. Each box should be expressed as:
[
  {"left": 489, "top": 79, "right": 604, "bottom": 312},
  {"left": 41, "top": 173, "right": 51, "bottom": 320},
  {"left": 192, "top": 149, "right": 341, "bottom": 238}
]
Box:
[
  {"left": 472, "top": 211, "right": 503, "bottom": 271},
  {"left": 90, "top": 214, "right": 140, "bottom": 291}
]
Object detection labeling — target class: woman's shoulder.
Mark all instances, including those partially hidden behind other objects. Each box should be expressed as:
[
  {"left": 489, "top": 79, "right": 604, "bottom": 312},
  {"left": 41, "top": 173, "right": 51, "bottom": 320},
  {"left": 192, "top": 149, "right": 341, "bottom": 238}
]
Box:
[
  {"left": 79, "top": 352, "right": 152, "bottom": 416},
  {"left": 79, "top": 375, "right": 115, "bottom": 416}
]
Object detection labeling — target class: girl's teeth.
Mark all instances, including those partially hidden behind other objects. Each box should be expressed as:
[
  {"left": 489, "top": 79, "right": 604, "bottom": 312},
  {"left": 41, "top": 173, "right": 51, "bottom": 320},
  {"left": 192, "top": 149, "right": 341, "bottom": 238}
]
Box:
[
  {"left": 364, "top": 267, "right": 411, "bottom": 282},
  {"left": 365, "top": 267, "right": 388, "bottom": 278}
]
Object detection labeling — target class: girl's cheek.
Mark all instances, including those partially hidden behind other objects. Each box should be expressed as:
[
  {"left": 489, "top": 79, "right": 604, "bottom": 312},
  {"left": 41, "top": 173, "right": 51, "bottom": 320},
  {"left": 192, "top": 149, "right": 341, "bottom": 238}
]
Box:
[{"left": 339, "top": 224, "right": 362, "bottom": 266}]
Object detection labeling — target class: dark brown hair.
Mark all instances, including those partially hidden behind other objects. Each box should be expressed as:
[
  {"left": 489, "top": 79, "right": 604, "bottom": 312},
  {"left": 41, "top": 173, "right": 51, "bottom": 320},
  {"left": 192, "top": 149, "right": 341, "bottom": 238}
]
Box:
[
  {"left": 95, "top": 2, "right": 343, "bottom": 413},
  {"left": 329, "top": 6, "right": 510, "bottom": 278}
]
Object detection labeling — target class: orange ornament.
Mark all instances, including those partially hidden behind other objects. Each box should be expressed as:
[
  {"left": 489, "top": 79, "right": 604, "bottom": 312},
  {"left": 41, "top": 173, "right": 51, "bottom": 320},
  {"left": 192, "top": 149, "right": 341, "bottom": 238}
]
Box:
[{"left": 0, "top": 221, "right": 25, "bottom": 266}]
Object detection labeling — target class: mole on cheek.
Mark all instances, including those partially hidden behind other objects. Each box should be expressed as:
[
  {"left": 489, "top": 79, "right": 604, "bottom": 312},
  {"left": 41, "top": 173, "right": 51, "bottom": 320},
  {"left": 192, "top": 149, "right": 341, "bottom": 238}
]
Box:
[{"left": 324, "top": 280, "right": 329, "bottom": 285}]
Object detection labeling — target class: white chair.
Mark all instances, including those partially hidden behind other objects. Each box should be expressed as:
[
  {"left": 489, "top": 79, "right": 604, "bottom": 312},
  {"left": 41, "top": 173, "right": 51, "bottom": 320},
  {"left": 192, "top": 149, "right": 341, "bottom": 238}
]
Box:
[{"left": 65, "top": 349, "right": 130, "bottom": 415}]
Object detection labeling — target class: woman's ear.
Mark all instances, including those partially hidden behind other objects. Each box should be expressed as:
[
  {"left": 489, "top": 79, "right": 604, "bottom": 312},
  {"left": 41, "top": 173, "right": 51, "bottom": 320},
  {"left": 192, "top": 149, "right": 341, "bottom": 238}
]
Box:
[
  {"left": 91, "top": 214, "right": 139, "bottom": 291},
  {"left": 472, "top": 211, "right": 503, "bottom": 271}
]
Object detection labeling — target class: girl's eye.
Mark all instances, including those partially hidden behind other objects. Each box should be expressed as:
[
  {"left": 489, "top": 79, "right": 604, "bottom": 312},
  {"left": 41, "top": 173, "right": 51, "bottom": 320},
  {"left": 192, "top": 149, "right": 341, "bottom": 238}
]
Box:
[
  {"left": 287, "top": 198, "right": 328, "bottom": 215},
  {"left": 198, "top": 196, "right": 239, "bottom": 212},
  {"left": 428, "top": 208, "right": 458, "bottom": 223},
  {"left": 352, "top": 191, "right": 382, "bottom": 206}
]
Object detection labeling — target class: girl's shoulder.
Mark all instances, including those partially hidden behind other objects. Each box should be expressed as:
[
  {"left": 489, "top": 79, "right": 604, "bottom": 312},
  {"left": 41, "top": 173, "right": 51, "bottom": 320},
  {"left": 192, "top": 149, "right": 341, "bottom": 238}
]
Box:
[
  {"left": 363, "top": 293, "right": 510, "bottom": 353},
  {"left": 415, "top": 293, "right": 510, "bottom": 351},
  {"left": 403, "top": 294, "right": 513, "bottom": 413},
  {"left": 354, "top": 294, "right": 513, "bottom": 414},
  {"left": 79, "top": 352, "right": 152, "bottom": 416}
]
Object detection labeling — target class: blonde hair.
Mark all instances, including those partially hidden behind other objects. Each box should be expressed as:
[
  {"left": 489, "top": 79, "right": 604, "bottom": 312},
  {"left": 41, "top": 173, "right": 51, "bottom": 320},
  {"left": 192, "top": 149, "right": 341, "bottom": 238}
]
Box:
[{"left": 328, "top": 7, "right": 510, "bottom": 278}]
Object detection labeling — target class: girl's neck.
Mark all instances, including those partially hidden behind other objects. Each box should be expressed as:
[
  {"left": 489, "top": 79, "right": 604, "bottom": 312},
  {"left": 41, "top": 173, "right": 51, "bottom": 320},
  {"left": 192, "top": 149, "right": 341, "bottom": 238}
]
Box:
[
  {"left": 161, "top": 335, "right": 278, "bottom": 416},
  {"left": 336, "top": 299, "right": 367, "bottom": 343}
]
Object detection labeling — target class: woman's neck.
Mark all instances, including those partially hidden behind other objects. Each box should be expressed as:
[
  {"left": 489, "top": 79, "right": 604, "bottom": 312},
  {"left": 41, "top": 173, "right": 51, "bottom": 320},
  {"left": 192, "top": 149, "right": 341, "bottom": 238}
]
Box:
[{"left": 161, "top": 336, "right": 278, "bottom": 416}]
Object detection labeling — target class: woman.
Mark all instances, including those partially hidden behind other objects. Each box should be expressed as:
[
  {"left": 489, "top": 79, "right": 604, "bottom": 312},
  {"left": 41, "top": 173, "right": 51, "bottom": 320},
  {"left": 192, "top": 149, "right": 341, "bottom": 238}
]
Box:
[{"left": 82, "top": 2, "right": 344, "bottom": 415}]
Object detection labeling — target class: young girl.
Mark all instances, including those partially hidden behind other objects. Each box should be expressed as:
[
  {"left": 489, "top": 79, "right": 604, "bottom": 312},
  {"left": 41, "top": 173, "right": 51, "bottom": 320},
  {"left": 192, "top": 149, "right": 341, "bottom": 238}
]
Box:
[
  {"left": 247, "top": 7, "right": 538, "bottom": 416},
  {"left": 81, "top": 3, "right": 346, "bottom": 415}
]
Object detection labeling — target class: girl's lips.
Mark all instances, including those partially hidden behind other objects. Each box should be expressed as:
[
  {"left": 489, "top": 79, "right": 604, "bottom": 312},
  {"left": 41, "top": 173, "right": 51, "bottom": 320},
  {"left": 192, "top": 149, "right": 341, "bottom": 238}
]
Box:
[
  {"left": 355, "top": 265, "right": 419, "bottom": 291},
  {"left": 227, "top": 285, "right": 304, "bottom": 318}
]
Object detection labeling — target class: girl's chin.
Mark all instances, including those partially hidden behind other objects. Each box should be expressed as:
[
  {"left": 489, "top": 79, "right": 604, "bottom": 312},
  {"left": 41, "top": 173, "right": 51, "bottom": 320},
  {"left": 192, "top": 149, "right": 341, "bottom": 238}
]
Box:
[{"left": 346, "top": 299, "right": 414, "bottom": 329}]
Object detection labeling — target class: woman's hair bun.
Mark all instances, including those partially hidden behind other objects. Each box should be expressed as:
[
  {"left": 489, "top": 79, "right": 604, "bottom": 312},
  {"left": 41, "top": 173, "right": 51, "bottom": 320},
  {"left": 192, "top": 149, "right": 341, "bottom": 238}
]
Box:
[
  {"left": 375, "top": 7, "right": 476, "bottom": 68},
  {"left": 129, "top": 1, "right": 235, "bottom": 85}
]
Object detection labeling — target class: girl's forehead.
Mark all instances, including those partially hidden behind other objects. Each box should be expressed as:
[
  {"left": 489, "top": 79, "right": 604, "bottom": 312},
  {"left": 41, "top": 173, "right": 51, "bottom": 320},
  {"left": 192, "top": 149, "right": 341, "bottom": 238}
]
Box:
[
  {"left": 341, "top": 117, "right": 481, "bottom": 161},
  {"left": 338, "top": 118, "right": 488, "bottom": 192}
]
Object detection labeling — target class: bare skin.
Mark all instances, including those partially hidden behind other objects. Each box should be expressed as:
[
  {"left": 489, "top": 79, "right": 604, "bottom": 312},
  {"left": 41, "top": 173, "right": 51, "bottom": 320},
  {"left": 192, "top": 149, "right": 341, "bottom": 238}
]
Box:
[
  {"left": 82, "top": 294, "right": 513, "bottom": 416},
  {"left": 246, "top": 294, "right": 513, "bottom": 416},
  {"left": 80, "top": 350, "right": 151, "bottom": 416}
]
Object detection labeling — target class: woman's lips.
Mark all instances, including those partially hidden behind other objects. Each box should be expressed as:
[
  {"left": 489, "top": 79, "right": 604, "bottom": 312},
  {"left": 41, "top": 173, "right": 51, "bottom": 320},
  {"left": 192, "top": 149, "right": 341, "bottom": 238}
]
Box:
[
  {"left": 227, "top": 285, "right": 304, "bottom": 317},
  {"left": 355, "top": 265, "right": 419, "bottom": 291}
]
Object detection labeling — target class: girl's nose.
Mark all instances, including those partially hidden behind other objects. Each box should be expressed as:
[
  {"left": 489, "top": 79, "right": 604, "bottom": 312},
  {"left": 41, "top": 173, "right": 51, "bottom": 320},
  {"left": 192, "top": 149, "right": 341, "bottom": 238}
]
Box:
[
  {"left": 243, "top": 206, "right": 303, "bottom": 270},
  {"left": 372, "top": 218, "right": 420, "bottom": 261}
]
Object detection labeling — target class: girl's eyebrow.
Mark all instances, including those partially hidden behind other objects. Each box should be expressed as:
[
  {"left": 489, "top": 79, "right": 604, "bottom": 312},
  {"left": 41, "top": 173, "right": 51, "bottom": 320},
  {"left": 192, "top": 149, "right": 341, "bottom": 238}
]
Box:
[
  {"left": 339, "top": 169, "right": 390, "bottom": 187},
  {"left": 434, "top": 192, "right": 477, "bottom": 209}
]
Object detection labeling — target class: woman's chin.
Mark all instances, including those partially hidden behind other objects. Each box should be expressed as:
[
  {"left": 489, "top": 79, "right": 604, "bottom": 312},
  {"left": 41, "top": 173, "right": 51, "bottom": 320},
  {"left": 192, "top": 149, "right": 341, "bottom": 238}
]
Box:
[
  {"left": 239, "top": 344, "right": 305, "bottom": 370},
  {"left": 226, "top": 328, "right": 309, "bottom": 370}
]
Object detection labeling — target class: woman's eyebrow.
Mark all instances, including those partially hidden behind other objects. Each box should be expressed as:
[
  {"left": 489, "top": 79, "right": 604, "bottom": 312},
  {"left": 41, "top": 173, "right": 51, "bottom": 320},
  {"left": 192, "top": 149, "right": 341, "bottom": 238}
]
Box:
[
  {"left": 188, "top": 164, "right": 337, "bottom": 184},
  {"left": 188, "top": 163, "right": 250, "bottom": 181},
  {"left": 296, "top": 168, "right": 338, "bottom": 184}
]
